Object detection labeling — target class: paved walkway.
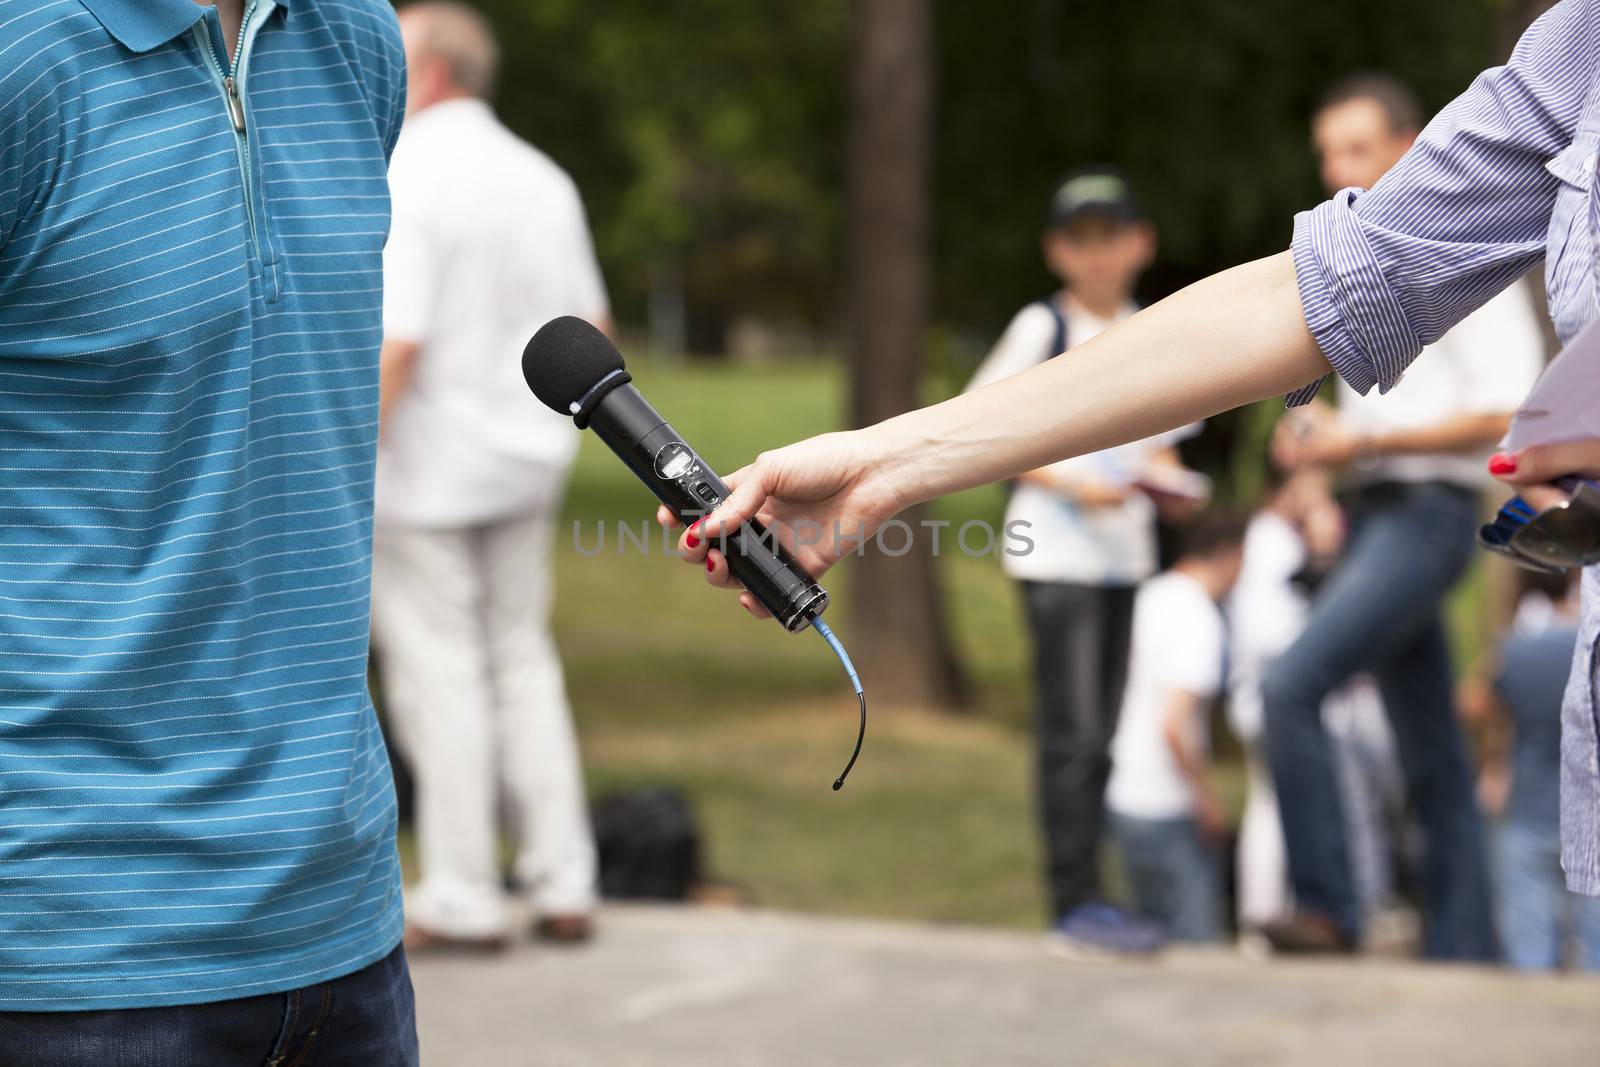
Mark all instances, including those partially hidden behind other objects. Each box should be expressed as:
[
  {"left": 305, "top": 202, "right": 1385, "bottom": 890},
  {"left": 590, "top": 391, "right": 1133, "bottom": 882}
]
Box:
[{"left": 411, "top": 905, "right": 1600, "bottom": 1066}]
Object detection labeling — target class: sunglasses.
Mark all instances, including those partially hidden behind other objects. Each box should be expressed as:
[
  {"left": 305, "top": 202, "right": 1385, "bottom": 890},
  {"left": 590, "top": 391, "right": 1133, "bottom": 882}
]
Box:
[{"left": 1478, "top": 476, "right": 1600, "bottom": 574}]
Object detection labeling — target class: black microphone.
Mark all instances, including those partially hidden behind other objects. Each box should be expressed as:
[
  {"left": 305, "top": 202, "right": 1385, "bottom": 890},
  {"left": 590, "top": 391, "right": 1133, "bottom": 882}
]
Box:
[
  {"left": 521, "top": 317, "right": 867, "bottom": 788},
  {"left": 521, "top": 316, "right": 831, "bottom": 634}
]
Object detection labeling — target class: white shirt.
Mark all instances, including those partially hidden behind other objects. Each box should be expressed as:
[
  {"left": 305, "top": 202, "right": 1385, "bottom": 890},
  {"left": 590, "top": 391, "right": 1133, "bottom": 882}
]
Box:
[
  {"left": 967, "top": 299, "right": 1177, "bottom": 585},
  {"left": 1106, "top": 571, "right": 1226, "bottom": 820},
  {"left": 1337, "top": 282, "right": 1543, "bottom": 489},
  {"left": 1225, "top": 512, "right": 1308, "bottom": 744},
  {"left": 378, "top": 99, "right": 610, "bottom": 527}
]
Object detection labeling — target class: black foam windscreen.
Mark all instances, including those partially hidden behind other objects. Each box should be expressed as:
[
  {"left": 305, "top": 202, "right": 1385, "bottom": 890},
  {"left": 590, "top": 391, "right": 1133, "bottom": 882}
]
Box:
[{"left": 522, "top": 316, "right": 627, "bottom": 416}]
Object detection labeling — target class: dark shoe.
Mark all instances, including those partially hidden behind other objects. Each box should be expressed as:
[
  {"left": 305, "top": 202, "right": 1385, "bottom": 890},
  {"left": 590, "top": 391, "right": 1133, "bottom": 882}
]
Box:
[
  {"left": 402, "top": 922, "right": 508, "bottom": 954},
  {"left": 1260, "top": 912, "right": 1357, "bottom": 955},
  {"left": 1048, "top": 903, "right": 1165, "bottom": 960},
  {"left": 534, "top": 914, "right": 595, "bottom": 945}
]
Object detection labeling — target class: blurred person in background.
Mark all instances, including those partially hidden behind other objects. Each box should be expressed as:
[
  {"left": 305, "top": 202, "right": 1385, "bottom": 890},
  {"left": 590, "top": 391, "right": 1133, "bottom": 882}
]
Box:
[
  {"left": 372, "top": 1, "right": 609, "bottom": 951},
  {"left": 1261, "top": 73, "right": 1546, "bottom": 959},
  {"left": 1103, "top": 512, "right": 1248, "bottom": 946},
  {"left": 965, "top": 170, "right": 1208, "bottom": 956},
  {"left": 1228, "top": 465, "right": 1341, "bottom": 930},
  {"left": 1463, "top": 571, "right": 1600, "bottom": 973},
  {"left": 1229, "top": 462, "right": 1407, "bottom": 938}
]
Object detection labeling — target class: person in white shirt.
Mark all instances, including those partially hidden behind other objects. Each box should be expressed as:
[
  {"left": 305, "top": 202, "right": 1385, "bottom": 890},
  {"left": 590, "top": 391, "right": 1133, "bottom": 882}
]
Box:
[
  {"left": 1258, "top": 73, "right": 1546, "bottom": 958},
  {"left": 1228, "top": 466, "right": 1403, "bottom": 932},
  {"left": 371, "top": 2, "right": 608, "bottom": 950},
  {"left": 1106, "top": 512, "right": 1248, "bottom": 944},
  {"left": 966, "top": 170, "right": 1208, "bottom": 956}
]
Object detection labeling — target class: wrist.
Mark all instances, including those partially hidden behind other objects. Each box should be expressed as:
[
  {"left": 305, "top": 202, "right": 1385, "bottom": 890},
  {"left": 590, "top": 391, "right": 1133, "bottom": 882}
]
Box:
[{"left": 860, "top": 418, "right": 929, "bottom": 513}]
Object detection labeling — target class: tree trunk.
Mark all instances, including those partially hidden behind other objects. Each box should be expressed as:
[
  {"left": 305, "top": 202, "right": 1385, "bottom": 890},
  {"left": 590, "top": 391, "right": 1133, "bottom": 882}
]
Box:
[{"left": 845, "top": 0, "right": 968, "bottom": 711}]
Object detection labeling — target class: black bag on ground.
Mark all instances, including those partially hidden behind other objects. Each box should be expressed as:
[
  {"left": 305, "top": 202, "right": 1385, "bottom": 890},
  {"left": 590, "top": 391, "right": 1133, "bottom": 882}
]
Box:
[{"left": 592, "top": 787, "right": 703, "bottom": 901}]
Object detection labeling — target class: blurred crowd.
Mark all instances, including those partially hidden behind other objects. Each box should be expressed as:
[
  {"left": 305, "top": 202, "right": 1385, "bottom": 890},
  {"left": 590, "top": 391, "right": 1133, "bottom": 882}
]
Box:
[
  {"left": 370, "top": 3, "right": 1590, "bottom": 976},
  {"left": 966, "top": 73, "right": 1591, "bottom": 974}
]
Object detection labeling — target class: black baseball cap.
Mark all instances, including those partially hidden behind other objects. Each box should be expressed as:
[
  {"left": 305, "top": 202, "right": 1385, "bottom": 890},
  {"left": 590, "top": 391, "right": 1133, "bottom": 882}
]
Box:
[{"left": 1047, "top": 167, "right": 1142, "bottom": 229}]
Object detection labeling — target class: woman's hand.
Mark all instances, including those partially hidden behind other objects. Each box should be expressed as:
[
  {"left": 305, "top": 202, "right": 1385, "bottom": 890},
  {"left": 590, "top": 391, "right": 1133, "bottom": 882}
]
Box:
[
  {"left": 646, "top": 252, "right": 1332, "bottom": 622},
  {"left": 1489, "top": 439, "right": 1600, "bottom": 509},
  {"left": 654, "top": 428, "right": 909, "bottom": 619}
]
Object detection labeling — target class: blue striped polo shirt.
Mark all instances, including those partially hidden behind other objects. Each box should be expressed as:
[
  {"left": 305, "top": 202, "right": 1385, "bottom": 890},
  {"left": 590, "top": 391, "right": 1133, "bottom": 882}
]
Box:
[{"left": 0, "top": 0, "right": 406, "bottom": 1008}]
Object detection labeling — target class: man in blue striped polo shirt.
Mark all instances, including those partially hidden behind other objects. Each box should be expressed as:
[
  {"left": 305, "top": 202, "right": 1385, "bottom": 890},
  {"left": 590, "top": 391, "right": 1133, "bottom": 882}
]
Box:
[{"left": 0, "top": 0, "right": 415, "bottom": 1060}]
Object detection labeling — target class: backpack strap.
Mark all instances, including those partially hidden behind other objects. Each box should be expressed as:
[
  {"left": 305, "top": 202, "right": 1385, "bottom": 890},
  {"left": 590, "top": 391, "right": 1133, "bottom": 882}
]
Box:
[
  {"left": 1034, "top": 296, "right": 1070, "bottom": 362},
  {"left": 1001, "top": 300, "right": 1071, "bottom": 498}
]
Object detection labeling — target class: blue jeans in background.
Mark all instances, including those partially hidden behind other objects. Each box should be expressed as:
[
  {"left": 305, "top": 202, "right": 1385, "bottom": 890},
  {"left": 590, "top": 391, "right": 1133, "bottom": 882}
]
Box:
[
  {"left": 1262, "top": 482, "right": 1498, "bottom": 961},
  {"left": 1109, "top": 812, "right": 1222, "bottom": 942},
  {"left": 0, "top": 944, "right": 418, "bottom": 1066},
  {"left": 1495, "top": 820, "right": 1600, "bottom": 972}
]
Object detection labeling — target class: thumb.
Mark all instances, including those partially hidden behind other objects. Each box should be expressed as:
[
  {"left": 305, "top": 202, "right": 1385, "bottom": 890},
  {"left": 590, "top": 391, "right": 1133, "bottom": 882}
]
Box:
[
  {"left": 1494, "top": 439, "right": 1600, "bottom": 486},
  {"left": 704, "top": 462, "right": 767, "bottom": 538}
]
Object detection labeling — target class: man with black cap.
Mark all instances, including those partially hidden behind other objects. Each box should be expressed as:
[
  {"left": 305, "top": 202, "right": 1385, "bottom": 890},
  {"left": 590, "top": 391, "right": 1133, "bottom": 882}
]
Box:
[{"left": 967, "top": 168, "right": 1208, "bottom": 956}]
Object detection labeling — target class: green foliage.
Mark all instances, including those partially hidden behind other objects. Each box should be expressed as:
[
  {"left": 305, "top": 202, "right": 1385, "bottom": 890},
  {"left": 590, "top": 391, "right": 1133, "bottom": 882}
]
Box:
[
  {"left": 475, "top": 0, "right": 847, "bottom": 334},
  {"left": 934, "top": 0, "right": 1503, "bottom": 334},
  {"left": 546, "top": 354, "right": 1042, "bottom": 926},
  {"left": 471, "top": 0, "right": 1504, "bottom": 349}
]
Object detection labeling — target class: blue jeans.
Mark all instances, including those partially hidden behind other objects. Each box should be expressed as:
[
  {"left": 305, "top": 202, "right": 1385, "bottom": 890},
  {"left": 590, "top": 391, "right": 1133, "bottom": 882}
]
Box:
[
  {"left": 1495, "top": 820, "right": 1600, "bottom": 972},
  {"left": 1262, "top": 482, "right": 1497, "bottom": 961},
  {"left": 0, "top": 944, "right": 418, "bottom": 1066},
  {"left": 1109, "top": 812, "right": 1221, "bottom": 942}
]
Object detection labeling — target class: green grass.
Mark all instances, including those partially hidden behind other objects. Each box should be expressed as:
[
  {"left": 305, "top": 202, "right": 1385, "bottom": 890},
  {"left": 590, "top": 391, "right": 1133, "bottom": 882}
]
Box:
[
  {"left": 548, "top": 356, "right": 1046, "bottom": 927},
  {"left": 403, "top": 355, "right": 1490, "bottom": 931}
]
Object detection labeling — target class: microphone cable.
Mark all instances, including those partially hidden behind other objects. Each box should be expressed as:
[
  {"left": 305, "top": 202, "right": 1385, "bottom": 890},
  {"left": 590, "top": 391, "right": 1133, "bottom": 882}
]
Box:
[{"left": 812, "top": 617, "right": 866, "bottom": 791}]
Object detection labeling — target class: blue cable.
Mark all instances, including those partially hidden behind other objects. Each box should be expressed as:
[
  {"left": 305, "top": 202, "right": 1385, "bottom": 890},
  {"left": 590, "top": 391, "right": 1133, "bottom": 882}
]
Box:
[{"left": 813, "top": 617, "right": 866, "bottom": 790}]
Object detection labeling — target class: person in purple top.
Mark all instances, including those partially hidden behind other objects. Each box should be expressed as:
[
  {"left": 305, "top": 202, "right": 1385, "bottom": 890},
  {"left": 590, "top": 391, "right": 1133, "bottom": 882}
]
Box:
[{"left": 661, "top": 0, "right": 1600, "bottom": 959}]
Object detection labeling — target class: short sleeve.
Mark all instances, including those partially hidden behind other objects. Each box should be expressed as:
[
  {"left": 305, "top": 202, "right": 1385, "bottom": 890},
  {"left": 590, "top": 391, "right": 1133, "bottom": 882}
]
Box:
[
  {"left": 320, "top": 1, "right": 408, "bottom": 164},
  {"left": 1158, "top": 591, "right": 1226, "bottom": 699},
  {"left": 378, "top": 34, "right": 407, "bottom": 162},
  {"left": 1288, "top": 0, "right": 1600, "bottom": 405}
]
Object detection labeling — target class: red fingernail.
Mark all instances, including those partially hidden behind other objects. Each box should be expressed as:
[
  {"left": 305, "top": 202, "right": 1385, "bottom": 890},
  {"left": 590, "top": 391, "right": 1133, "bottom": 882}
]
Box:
[
  {"left": 705, "top": 557, "right": 715, "bottom": 573},
  {"left": 1488, "top": 452, "right": 1517, "bottom": 476},
  {"left": 685, "top": 520, "right": 701, "bottom": 549}
]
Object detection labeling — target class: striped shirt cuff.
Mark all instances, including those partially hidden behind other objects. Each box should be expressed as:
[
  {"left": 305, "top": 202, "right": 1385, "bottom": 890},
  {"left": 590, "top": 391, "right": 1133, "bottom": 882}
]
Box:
[{"left": 1287, "top": 191, "right": 1419, "bottom": 407}]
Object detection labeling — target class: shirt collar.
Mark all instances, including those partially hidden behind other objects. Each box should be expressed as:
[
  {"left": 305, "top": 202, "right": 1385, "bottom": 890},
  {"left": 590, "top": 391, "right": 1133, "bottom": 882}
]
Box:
[
  {"left": 80, "top": 0, "right": 296, "bottom": 54},
  {"left": 410, "top": 97, "right": 495, "bottom": 129}
]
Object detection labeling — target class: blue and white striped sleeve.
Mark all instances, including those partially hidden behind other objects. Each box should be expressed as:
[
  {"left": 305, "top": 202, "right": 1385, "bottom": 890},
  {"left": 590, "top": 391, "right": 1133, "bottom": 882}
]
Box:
[
  {"left": 376, "top": 13, "right": 407, "bottom": 162},
  {"left": 322, "top": 0, "right": 407, "bottom": 163},
  {"left": 1288, "top": 0, "right": 1600, "bottom": 405}
]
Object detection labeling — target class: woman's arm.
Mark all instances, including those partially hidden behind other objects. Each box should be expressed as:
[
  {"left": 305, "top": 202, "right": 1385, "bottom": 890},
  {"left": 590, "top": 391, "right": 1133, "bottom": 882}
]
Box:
[
  {"left": 873, "top": 253, "right": 1324, "bottom": 503},
  {"left": 671, "top": 252, "right": 1325, "bottom": 616}
]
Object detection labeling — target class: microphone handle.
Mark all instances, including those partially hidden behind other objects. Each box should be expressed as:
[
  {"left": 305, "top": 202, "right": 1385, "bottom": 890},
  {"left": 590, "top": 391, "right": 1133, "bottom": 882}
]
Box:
[{"left": 587, "top": 385, "right": 830, "bottom": 633}]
